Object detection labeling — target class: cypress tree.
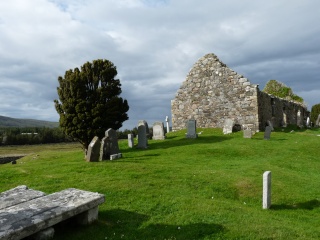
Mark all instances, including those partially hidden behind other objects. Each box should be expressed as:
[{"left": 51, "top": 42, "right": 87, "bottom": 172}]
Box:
[{"left": 54, "top": 59, "right": 129, "bottom": 153}]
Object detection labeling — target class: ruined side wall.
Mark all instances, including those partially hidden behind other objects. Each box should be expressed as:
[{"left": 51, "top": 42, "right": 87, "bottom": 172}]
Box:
[
  {"left": 258, "top": 91, "right": 308, "bottom": 130},
  {"left": 171, "top": 53, "right": 260, "bottom": 131}
]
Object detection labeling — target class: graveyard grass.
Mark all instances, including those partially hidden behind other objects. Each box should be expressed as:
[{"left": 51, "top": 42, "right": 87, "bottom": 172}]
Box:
[{"left": 1, "top": 127, "right": 320, "bottom": 240}]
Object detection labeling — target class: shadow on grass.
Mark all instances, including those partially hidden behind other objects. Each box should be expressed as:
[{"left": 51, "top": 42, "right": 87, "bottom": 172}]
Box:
[
  {"left": 53, "top": 208, "right": 224, "bottom": 240},
  {"left": 271, "top": 199, "right": 320, "bottom": 210},
  {"left": 99, "top": 209, "right": 225, "bottom": 239}
]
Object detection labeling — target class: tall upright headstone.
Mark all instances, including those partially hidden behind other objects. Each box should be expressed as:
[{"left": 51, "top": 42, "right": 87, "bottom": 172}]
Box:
[
  {"left": 86, "top": 136, "right": 101, "bottom": 162},
  {"left": 138, "top": 120, "right": 149, "bottom": 145},
  {"left": 137, "top": 125, "right": 147, "bottom": 148},
  {"left": 306, "top": 117, "right": 310, "bottom": 128},
  {"left": 128, "top": 134, "right": 134, "bottom": 148},
  {"left": 165, "top": 116, "right": 170, "bottom": 133},
  {"left": 263, "top": 171, "right": 272, "bottom": 209},
  {"left": 186, "top": 119, "right": 198, "bottom": 138},
  {"left": 282, "top": 112, "right": 287, "bottom": 127},
  {"left": 152, "top": 122, "right": 165, "bottom": 140},
  {"left": 223, "top": 119, "right": 234, "bottom": 134}
]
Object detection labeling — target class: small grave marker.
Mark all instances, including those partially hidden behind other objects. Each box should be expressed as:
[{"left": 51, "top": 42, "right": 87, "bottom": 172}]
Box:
[
  {"left": 128, "top": 134, "right": 134, "bottom": 148},
  {"left": 223, "top": 119, "right": 234, "bottom": 134},
  {"left": 263, "top": 171, "right": 272, "bottom": 209},
  {"left": 264, "top": 126, "right": 272, "bottom": 140},
  {"left": 186, "top": 119, "right": 198, "bottom": 138}
]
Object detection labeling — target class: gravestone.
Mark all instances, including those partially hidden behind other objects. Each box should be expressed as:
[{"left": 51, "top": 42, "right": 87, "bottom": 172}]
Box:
[
  {"left": 264, "top": 126, "right": 272, "bottom": 140},
  {"left": 152, "top": 122, "right": 165, "bottom": 140},
  {"left": 282, "top": 112, "right": 287, "bottom": 127},
  {"left": 128, "top": 134, "right": 134, "bottom": 148},
  {"left": 165, "top": 116, "right": 170, "bottom": 133},
  {"left": 306, "top": 117, "right": 310, "bottom": 128},
  {"left": 86, "top": 136, "right": 101, "bottom": 162},
  {"left": 263, "top": 171, "right": 272, "bottom": 209},
  {"left": 267, "top": 120, "right": 274, "bottom": 131},
  {"left": 100, "top": 128, "right": 120, "bottom": 161},
  {"left": 243, "top": 129, "right": 252, "bottom": 139},
  {"left": 186, "top": 119, "right": 198, "bottom": 138},
  {"left": 138, "top": 120, "right": 149, "bottom": 144},
  {"left": 316, "top": 114, "right": 320, "bottom": 127},
  {"left": 297, "top": 110, "right": 302, "bottom": 127},
  {"left": 137, "top": 125, "right": 147, "bottom": 148},
  {"left": 223, "top": 119, "right": 234, "bottom": 134}
]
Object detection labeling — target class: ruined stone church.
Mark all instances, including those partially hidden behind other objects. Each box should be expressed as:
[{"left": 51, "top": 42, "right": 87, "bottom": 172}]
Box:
[{"left": 171, "top": 53, "right": 308, "bottom": 131}]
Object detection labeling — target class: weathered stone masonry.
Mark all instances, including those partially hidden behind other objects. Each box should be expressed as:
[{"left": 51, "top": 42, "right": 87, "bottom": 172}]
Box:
[{"left": 171, "top": 53, "right": 308, "bottom": 131}]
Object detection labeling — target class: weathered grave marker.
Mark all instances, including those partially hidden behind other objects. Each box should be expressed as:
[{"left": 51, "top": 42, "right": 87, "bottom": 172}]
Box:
[
  {"left": 153, "top": 122, "right": 165, "bottom": 140},
  {"left": 128, "top": 134, "right": 134, "bottom": 148},
  {"left": 263, "top": 171, "right": 271, "bottom": 209},
  {"left": 138, "top": 120, "right": 149, "bottom": 144},
  {"left": 243, "top": 129, "right": 252, "bottom": 138},
  {"left": 100, "top": 128, "right": 121, "bottom": 160},
  {"left": 223, "top": 119, "right": 234, "bottom": 134},
  {"left": 264, "top": 126, "right": 272, "bottom": 140},
  {"left": 186, "top": 119, "right": 198, "bottom": 138},
  {"left": 267, "top": 120, "right": 274, "bottom": 131},
  {"left": 137, "top": 125, "right": 147, "bottom": 148},
  {"left": 86, "top": 136, "right": 101, "bottom": 162}
]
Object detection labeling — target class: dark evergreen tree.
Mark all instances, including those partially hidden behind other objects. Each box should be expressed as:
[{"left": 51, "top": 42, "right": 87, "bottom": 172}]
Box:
[{"left": 54, "top": 59, "right": 129, "bottom": 153}]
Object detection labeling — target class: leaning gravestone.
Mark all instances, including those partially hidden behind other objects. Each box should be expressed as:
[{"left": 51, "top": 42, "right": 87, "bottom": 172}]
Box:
[
  {"left": 306, "top": 117, "right": 310, "bottom": 128},
  {"left": 86, "top": 136, "right": 101, "bottom": 162},
  {"left": 128, "top": 134, "right": 134, "bottom": 148},
  {"left": 223, "top": 119, "right": 234, "bottom": 134},
  {"left": 267, "top": 120, "right": 274, "bottom": 131},
  {"left": 137, "top": 125, "right": 147, "bottom": 148},
  {"left": 264, "top": 126, "right": 272, "bottom": 140},
  {"left": 152, "top": 122, "right": 165, "bottom": 140},
  {"left": 186, "top": 119, "right": 198, "bottom": 138}
]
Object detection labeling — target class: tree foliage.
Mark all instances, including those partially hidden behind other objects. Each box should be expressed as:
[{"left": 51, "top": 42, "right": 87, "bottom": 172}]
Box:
[
  {"left": 310, "top": 103, "right": 320, "bottom": 123},
  {"left": 262, "top": 80, "right": 304, "bottom": 103},
  {"left": 54, "top": 59, "right": 129, "bottom": 151}
]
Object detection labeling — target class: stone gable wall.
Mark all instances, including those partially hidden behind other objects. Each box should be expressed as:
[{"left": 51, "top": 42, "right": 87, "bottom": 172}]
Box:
[
  {"left": 171, "top": 53, "right": 260, "bottom": 130},
  {"left": 171, "top": 53, "right": 308, "bottom": 131}
]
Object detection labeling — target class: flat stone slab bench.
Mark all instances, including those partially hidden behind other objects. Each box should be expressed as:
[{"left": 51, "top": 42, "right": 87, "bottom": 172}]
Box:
[{"left": 0, "top": 185, "right": 105, "bottom": 240}]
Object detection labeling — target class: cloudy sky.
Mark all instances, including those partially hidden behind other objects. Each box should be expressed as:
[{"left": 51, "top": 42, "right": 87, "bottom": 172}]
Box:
[{"left": 0, "top": 0, "right": 319, "bottom": 129}]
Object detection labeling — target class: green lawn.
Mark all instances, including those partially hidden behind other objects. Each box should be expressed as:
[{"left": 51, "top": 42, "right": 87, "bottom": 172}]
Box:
[{"left": 1, "top": 127, "right": 319, "bottom": 239}]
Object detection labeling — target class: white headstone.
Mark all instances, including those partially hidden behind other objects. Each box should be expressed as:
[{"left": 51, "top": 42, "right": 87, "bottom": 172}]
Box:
[
  {"left": 263, "top": 171, "right": 271, "bottom": 209},
  {"left": 128, "top": 134, "right": 134, "bottom": 148},
  {"left": 223, "top": 119, "right": 234, "bottom": 134},
  {"left": 165, "top": 116, "right": 170, "bottom": 133}
]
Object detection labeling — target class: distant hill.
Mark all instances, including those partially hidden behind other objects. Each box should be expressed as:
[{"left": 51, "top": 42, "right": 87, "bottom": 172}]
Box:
[{"left": 0, "top": 115, "right": 59, "bottom": 128}]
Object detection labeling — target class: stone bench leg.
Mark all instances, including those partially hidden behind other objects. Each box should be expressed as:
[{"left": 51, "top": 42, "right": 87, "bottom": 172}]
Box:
[
  {"left": 31, "top": 227, "right": 55, "bottom": 240},
  {"left": 76, "top": 206, "right": 99, "bottom": 225}
]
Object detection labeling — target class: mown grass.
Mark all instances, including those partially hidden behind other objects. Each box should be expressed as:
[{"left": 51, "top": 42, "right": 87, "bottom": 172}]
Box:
[{"left": 0, "top": 127, "right": 320, "bottom": 239}]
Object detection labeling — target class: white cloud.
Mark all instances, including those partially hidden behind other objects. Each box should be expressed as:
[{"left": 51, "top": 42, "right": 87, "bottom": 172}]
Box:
[{"left": 0, "top": 0, "right": 319, "bottom": 129}]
